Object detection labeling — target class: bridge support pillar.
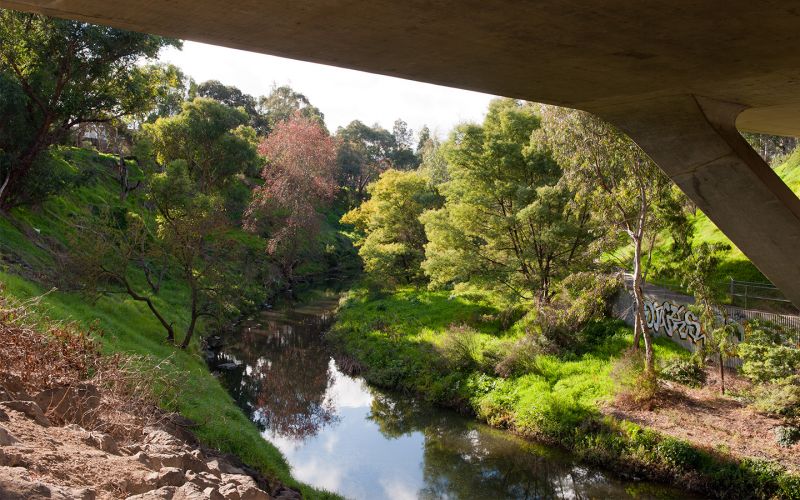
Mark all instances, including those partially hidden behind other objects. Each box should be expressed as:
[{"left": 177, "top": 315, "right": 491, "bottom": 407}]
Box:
[{"left": 595, "top": 95, "right": 800, "bottom": 308}]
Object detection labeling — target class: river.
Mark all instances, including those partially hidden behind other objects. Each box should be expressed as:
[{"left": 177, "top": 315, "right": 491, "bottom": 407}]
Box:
[{"left": 207, "top": 293, "right": 700, "bottom": 499}]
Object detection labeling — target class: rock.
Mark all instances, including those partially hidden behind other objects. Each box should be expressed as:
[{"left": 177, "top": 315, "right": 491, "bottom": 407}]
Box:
[
  {"left": 173, "top": 482, "right": 210, "bottom": 499},
  {"left": 84, "top": 432, "right": 119, "bottom": 454},
  {"left": 34, "top": 384, "right": 100, "bottom": 424},
  {"left": 238, "top": 485, "right": 269, "bottom": 500},
  {"left": 217, "top": 460, "right": 246, "bottom": 475},
  {"left": 204, "top": 487, "right": 225, "bottom": 500},
  {"left": 0, "top": 407, "right": 8, "bottom": 422},
  {"left": 1, "top": 400, "right": 50, "bottom": 427},
  {"left": 0, "top": 425, "right": 19, "bottom": 446},
  {"left": 185, "top": 470, "right": 218, "bottom": 490},
  {"left": 157, "top": 466, "right": 186, "bottom": 487},
  {"left": 125, "top": 486, "right": 178, "bottom": 499},
  {"left": 0, "top": 465, "right": 95, "bottom": 499},
  {"left": 124, "top": 471, "right": 160, "bottom": 495},
  {"left": 133, "top": 451, "right": 155, "bottom": 469},
  {"left": 218, "top": 483, "right": 241, "bottom": 500},
  {"left": 273, "top": 487, "right": 301, "bottom": 500},
  {"left": 0, "top": 374, "right": 32, "bottom": 401},
  {"left": 143, "top": 428, "right": 183, "bottom": 448}
]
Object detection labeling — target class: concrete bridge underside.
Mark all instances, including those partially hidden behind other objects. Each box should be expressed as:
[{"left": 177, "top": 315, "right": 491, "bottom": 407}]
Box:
[{"left": 3, "top": 0, "right": 800, "bottom": 307}]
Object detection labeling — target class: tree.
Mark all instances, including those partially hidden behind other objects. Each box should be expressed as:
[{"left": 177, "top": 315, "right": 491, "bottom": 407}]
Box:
[
  {"left": 336, "top": 120, "right": 413, "bottom": 203},
  {"left": 195, "top": 79, "right": 270, "bottom": 135},
  {"left": 246, "top": 114, "right": 338, "bottom": 284},
  {"left": 422, "top": 99, "right": 595, "bottom": 301},
  {"left": 149, "top": 160, "right": 239, "bottom": 348},
  {"left": 141, "top": 97, "right": 261, "bottom": 194},
  {"left": 0, "top": 9, "right": 179, "bottom": 208},
  {"left": 342, "top": 169, "right": 442, "bottom": 284},
  {"left": 71, "top": 209, "right": 176, "bottom": 342},
  {"left": 683, "top": 242, "right": 737, "bottom": 394},
  {"left": 138, "top": 63, "right": 192, "bottom": 124},
  {"left": 140, "top": 97, "right": 263, "bottom": 347},
  {"left": 536, "top": 105, "right": 674, "bottom": 374},
  {"left": 258, "top": 84, "right": 325, "bottom": 135}
]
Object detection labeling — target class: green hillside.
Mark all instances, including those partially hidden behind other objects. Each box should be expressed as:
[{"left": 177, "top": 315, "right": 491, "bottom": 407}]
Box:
[{"left": 0, "top": 147, "right": 340, "bottom": 499}]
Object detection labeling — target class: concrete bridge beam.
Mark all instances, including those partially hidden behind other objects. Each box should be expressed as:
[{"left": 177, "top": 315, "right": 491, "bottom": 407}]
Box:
[{"left": 596, "top": 95, "right": 800, "bottom": 307}]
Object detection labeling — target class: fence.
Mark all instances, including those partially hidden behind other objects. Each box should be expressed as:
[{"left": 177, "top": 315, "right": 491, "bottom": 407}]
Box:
[
  {"left": 728, "top": 279, "right": 796, "bottom": 311},
  {"left": 612, "top": 275, "right": 800, "bottom": 367}
]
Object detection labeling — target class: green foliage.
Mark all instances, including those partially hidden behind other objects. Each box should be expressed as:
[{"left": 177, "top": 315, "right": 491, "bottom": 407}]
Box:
[
  {"left": 422, "top": 98, "right": 595, "bottom": 300},
  {"left": 0, "top": 8, "right": 178, "bottom": 208},
  {"left": 739, "top": 320, "right": 800, "bottom": 383},
  {"left": 660, "top": 358, "right": 707, "bottom": 387},
  {"left": 331, "top": 284, "right": 800, "bottom": 497},
  {"left": 774, "top": 426, "right": 800, "bottom": 448},
  {"left": 141, "top": 97, "right": 261, "bottom": 194},
  {"left": 342, "top": 169, "right": 441, "bottom": 285}
]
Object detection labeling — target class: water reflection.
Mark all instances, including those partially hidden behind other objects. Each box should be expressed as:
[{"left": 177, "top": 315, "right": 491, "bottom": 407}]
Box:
[{"left": 210, "top": 298, "right": 700, "bottom": 500}]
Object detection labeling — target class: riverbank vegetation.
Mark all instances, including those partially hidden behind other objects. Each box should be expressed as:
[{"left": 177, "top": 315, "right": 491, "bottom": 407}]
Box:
[
  {"left": 0, "top": 7, "right": 445, "bottom": 497},
  {"left": 335, "top": 98, "right": 800, "bottom": 497}
]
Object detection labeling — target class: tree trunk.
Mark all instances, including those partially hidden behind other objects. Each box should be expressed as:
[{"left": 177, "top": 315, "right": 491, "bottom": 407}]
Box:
[
  {"left": 181, "top": 287, "right": 199, "bottom": 349},
  {"left": 123, "top": 277, "right": 175, "bottom": 343},
  {"left": 719, "top": 352, "right": 726, "bottom": 395},
  {"left": 632, "top": 235, "right": 655, "bottom": 373},
  {"left": 631, "top": 236, "right": 646, "bottom": 351}
]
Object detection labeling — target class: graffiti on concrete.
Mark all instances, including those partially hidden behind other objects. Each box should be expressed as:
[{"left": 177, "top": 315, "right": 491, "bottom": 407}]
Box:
[{"left": 644, "top": 300, "right": 705, "bottom": 344}]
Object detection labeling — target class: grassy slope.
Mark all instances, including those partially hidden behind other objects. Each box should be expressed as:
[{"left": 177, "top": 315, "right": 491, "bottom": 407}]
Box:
[
  {"left": 0, "top": 147, "right": 338, "bottom": 499},
  {"left": 329, "top": 286, "right": 800, "bottom": 498},
  {"left": 611, "top": 150, "right": 800, "bottom": 299}
]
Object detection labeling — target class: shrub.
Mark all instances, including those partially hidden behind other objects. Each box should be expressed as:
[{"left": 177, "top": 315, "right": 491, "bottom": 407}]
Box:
[
  {"left": 493, "top": 334, "right": 541, "bottom": 378},
  {"left": 738, "top": 320, "right": 800, "bottom": 384},
  {"left": 439, "top": 324, "right": 483, "bottom": 371},
  {"left": 751, "top": 380, "right": 800, "bottom": 418},
  {"left": 774, "top": 426, "right": 800, "bottom": 448},
  {"left": 530, "top": 272, "right": 621, "bottom": 353},
  {"left": 660, "top": 358, "right": 707, "bottom": 387},
  {"left": 656, "top": 437, "right": 702, "bottom": 469},
  {"left": 612, "top": 350, "right": 658, "bottom": 407}
]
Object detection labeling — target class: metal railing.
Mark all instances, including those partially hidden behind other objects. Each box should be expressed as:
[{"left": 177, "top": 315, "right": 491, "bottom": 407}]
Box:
[{"left": 728, "top": 279, "right": 795, "bottom": 310}]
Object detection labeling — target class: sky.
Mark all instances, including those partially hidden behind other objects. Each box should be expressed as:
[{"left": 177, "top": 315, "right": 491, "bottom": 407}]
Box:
[{"left": 160, "top": 41, "right": 495, "bottom": 139}]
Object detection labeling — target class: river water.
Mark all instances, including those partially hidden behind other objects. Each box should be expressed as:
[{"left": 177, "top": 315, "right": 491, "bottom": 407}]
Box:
[{"left": 208, "top": 294, "right": 699, "bottom": 500}]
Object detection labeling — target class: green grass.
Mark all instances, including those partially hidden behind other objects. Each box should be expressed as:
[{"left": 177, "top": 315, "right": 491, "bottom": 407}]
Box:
[
  {"left": 610, "top": 150, "right": 800, "bottom": 305},
  {"left": 330, "top": 285, "right": 800, "bottom": 499},
  {"left": 0, "top": 147, "right": 340, "bottom": 499}
]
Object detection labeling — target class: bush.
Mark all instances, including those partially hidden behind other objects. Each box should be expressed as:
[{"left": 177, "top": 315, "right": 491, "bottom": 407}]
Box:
[
  {"left": 493, "top": 335, "right": 540, "bottom": 378},
  {"left": 738, "top": 320, "right": 800, "bottom": 384},
  {"left": 751, "top": 380, "right": 800, "bottom": 418},
  {"left": 530, "top": 272, "right": 621, "bottom": 353},
  {"left": 438, "top": 324, "right": 483, "bottom": 371},
  {"left": 774, "top": 426, "right": 800, "bottom": 448},
  {"left": 660, "top": 358, "right": 707, "bottom": 387},
  {"left": 656, "top": 437, "right": 702, "bottom": 469},
  {"left": 612, "top": 350, "right": 658, "bottom": 407}
]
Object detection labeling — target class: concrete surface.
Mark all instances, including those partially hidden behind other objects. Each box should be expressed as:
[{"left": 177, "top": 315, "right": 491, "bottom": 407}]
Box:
[{"left": 2, "top": 0, "right": 800, "bottom": 305}]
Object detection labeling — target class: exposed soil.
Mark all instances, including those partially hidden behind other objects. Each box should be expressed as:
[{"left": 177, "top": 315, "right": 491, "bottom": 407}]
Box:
[
  {"left": 0, "top": 291, "right": 302, "bottom": 500},
  {"left": 604, "top": 367, "right": 800, "bottom": 472}
]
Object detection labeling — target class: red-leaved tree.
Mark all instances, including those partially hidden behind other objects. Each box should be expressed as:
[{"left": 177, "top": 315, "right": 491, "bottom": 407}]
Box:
[{"left": 246, "top": 113, "right": 339, "bottom": 283}]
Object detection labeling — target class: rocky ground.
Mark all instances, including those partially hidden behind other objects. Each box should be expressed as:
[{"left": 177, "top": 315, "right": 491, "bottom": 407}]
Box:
[
  {"left": 0, "top": 291, "right": 303, "bottom": 500},
  {"left": 0, "top": 373, "right": 301, "bottom": 499}
]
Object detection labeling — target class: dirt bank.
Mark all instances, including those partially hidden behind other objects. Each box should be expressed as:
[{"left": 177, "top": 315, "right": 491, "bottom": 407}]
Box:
[{"left": 0, "top": 291, "right": 302, "bottom": 499}]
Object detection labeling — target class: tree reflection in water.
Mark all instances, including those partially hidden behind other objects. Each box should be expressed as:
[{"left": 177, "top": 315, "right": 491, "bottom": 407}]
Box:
[
  {"left": 217, "top": 305, "right": 340, "bottom": 440},
  {"left": 368, "top": 392, "right": 653, "bottom": 500}
]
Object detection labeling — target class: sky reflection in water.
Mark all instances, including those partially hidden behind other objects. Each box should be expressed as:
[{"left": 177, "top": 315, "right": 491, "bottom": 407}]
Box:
[{"left": 212, "top": 299, "right": 700, "bottom": 500}]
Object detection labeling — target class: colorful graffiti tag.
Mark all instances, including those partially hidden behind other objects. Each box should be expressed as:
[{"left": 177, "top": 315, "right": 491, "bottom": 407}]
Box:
[{"left": 644, "top": 300, "right": 705, "bottom": 344}]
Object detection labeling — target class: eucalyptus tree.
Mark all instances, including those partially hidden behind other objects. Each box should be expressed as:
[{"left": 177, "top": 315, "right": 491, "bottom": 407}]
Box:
[
  {"left": 536, "top": 105, "right": 676, "bottom": 374},
  {"left": 0, "top": 9, "right": 178, "bottom": 208},
  {"left": 422, "top": 98, "right": 596, "bottom": 301}
]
